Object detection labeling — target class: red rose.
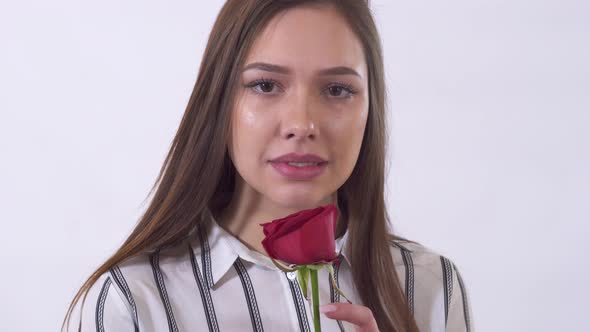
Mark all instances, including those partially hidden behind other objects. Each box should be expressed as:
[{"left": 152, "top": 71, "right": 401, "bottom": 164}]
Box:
[{"left": 259, "top": 204, "right": 339, "bottom": 265}]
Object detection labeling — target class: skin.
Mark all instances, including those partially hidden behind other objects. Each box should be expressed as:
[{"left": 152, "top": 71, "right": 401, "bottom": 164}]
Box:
[{"left": 216, "top": 4, "right": 378, "bottom": 331}]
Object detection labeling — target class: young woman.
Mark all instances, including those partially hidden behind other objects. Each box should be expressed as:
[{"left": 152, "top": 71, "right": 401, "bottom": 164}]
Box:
[{"left": 63, "top": 1, "right": 473, "bottom": 331}]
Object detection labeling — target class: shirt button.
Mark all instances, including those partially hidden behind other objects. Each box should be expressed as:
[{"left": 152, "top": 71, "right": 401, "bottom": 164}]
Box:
[{"left": 287, "top": 271, "right": 297, "bottom": 280}]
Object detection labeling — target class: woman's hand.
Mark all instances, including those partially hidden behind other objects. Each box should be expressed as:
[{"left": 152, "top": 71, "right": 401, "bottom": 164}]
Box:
[{"left": 320, "top": 303, "right": 380, "bottom": 332}]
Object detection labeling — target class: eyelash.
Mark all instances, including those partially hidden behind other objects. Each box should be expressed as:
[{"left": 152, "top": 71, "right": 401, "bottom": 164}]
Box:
[{"left": 243, "top": 77, "right": 358, "bottom": 98}]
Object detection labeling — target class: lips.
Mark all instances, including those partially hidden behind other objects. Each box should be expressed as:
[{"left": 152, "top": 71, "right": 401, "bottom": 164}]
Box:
[
  {"left": 270, "top": 152, "right": 327, "bottom": 163},
  {"left": 270, "top": 160, "right": 327, "bottom": 180}
]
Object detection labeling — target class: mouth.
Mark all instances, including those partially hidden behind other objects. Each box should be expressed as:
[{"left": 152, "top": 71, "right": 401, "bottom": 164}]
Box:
[
  {"left": 270, "top": 161, "right": 327, "bottom": 167},
  {"left": 269, "top": 161, "right": 328, "bottom": 180}
]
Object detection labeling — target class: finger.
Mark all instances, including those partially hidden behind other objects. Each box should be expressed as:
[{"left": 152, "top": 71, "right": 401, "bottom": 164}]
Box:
[{"left": 319, "top": 303, "right": 379, "bottom": 331}]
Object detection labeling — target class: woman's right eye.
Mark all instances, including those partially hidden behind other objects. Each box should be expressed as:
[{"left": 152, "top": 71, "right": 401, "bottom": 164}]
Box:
[{"left": 244, "top": 79, "right": 281, "bottom": 95}]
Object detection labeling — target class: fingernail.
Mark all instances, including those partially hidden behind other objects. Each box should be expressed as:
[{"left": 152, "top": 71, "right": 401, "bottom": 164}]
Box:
[{"left": 319, "top": 304, "right": 337, "bottom": 313}]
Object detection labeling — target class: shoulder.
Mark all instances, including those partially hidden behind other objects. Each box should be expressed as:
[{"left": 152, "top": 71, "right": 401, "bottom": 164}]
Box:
[
  {"left": 68, "top": 240, "right": 196, "bottom": 331},
  {"left": 110, "top": 238, "right": 196, "bottom": 303},
  {"left": 388, "top": 238, "right": 458, "bottom": 300},
  {"left": 67, "top": 266, "right": 139, "bottom": 331},
  {"left": 389, "top": 237, "right": 463, "bottom": 280},
  {"left": 388, "top": 237, "right": 474, "bottom": 331}
]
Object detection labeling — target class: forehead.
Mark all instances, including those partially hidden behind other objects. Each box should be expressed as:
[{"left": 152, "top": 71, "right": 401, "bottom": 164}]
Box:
[{"left": 243, "top": 5, "right": 366, "bottom": 77}]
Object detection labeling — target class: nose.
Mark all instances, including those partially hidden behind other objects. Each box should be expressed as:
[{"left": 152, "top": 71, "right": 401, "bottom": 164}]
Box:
[{"left": 280, "top": 93, "right": 319, "bottom": 141}]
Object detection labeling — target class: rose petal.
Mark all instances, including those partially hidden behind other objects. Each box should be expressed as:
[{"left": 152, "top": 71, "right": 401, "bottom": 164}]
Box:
[{"left": 259, "top": 204, "right": 339, "bottom": 264}]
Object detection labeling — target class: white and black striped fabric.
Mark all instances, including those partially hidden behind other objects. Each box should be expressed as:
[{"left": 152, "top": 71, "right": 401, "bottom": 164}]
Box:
[{"left": 71, "top": 210, "right": 473, "bottom": 331}]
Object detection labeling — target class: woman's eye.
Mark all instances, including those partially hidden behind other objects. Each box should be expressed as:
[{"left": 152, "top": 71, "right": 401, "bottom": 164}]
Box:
[
  {"left": 325, "top": 84, "right": 356, "bottom": 99},
  {"left": 245, "top": 79, "right": 356, "bottom": 99},
  {"left": 328, "top": 86, "right": 346, "bottom": 97},
  {"left": 246, "top": 79, "right": 280, "bottom": 94},
  {"left": 257, "top": 81, "right": 275, "bottom": 93}
]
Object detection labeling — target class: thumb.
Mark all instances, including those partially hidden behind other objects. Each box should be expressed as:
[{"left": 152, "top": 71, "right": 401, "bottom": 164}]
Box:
[{"left": 319, "top": 303, "right": 379, "bottom": 331}]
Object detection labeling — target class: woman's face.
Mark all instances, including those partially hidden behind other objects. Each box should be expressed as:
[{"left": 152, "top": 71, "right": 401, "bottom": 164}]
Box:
[{"left": 228, "top": 4, "right": 369, "bottom": 211}]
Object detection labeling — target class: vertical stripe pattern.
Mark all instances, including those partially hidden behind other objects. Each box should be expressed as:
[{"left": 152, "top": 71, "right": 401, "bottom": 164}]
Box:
[
  {"left": 109, "top": 266, "right": 140, "bottom": 332},
  {"left": 95, "top": 276, "right": 111, "bottom": 332},
  {"left": 440, "top": 256, "right": 454, "bottom": 326},
  {"left": 400, "top": 248, "right": 415, "bottom": 315},
  {"left": 199, "top": 227, "right": 215, "bottom": 289},
  {"left": 86, "top": 216, "right": 472, "bottom": 332},
  {"left": 453, "top": 263, "right": 471, "bottom": 332},
  {"left": 392, "top": 241, "right": 416, "bottom": 316},
  {"left": 150, "top": 251, "right": 178, "bottom": 332},
  {"left": 234, "top": 258, "right": 264, "bottom": 332},
  {"left": 286, "top": 272, "right": 311, "bottom": 332},
  {"left": 188, "top": 243, "right": 220, "bottom": 332},
  {"left": 328, "top": 254, "right": 345, "bottom": 332}
]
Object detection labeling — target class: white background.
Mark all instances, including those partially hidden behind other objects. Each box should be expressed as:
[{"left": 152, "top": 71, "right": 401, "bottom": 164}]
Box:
[{"left": 1, "top": 0, "right": 588, "bottom": 331}]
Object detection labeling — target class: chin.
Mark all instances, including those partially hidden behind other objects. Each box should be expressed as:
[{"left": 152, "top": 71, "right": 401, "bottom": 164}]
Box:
[{"left": 268, "top": 192, "right": 323, "bottom": 209}]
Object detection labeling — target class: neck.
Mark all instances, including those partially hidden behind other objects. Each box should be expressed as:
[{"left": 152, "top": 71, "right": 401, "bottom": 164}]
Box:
[{"left": 214, "top": 178, "right": 337, "bottom": 257}]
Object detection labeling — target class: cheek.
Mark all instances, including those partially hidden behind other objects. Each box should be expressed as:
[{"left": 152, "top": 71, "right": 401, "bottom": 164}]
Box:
[
  {"left": 326, "top": 107, "right": 367, "bottom": 143},
  {"left": 233, "top": 93, "right": 266, "bottom": 130},
  {"left": 325, "top": 108, "right": 367, "bottom": 167},
  {"left": 230, "top": 99, "right": 274, "bottom": 165}
]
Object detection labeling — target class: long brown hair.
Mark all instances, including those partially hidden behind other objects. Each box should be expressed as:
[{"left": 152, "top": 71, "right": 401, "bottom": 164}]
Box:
[{"left": 62, "top": 1, "right": 419, "bottom": 331}]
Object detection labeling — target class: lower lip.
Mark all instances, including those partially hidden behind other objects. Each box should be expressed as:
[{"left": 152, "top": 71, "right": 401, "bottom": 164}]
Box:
[{"left": 270, "top": 161, "right": 327, "bottom": 180}]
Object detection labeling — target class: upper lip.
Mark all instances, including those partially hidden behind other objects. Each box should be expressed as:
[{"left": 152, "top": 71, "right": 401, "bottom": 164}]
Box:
[{"left": 270, "top": 153, "right": 327, "bottom": 163}]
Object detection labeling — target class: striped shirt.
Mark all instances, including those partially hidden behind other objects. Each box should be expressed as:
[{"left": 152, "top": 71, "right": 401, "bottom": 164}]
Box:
[{"left": 70, "top": 210, "right": 473, "bottom": 331}]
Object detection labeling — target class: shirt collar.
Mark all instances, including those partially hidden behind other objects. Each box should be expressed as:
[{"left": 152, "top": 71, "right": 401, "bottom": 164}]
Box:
[{"left": 196, "top": 209, "right": 351, "bottom": 290}]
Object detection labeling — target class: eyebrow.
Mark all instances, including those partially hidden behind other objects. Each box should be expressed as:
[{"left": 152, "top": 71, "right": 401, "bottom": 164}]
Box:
[{"left": 241, "top": 62, "right": 362, "bottom": 78}]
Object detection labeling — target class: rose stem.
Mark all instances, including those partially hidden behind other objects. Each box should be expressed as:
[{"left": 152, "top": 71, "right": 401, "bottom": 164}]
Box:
[{"left": 310, "top": 269, "right": 321, "bottom": 332}]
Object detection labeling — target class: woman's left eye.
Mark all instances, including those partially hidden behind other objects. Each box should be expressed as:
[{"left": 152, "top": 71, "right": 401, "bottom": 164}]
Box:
[{"left": 324, "top": 84, "right": 356, "bottom": 98}]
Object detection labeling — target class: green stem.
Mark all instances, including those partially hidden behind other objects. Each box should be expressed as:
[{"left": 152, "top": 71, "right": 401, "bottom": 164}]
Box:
[{"left": 310, "top": 269, "right": 321, "bottom": 332}]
